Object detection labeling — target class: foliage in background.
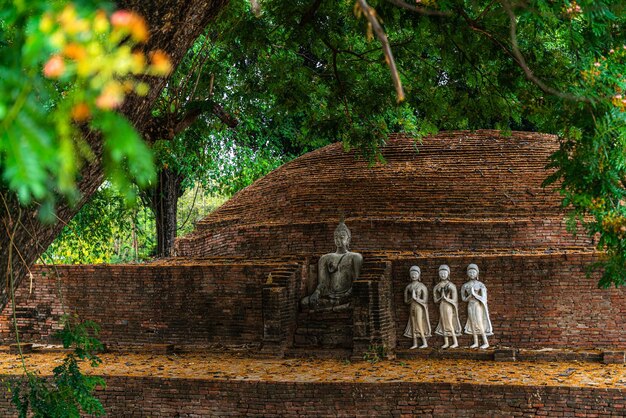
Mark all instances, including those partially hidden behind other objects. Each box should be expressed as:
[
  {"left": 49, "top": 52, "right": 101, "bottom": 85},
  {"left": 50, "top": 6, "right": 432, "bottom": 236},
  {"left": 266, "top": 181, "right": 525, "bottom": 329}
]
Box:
[
  {"left": 43, "top": 184, "right": 153, "bottom": 263},
  {"left": 9, "top": 315, "right": 105, "bottom": 417},
  {"left": 176, "top": 185, "right": 227, "bottom": 237},
  {"left": 43, "top": 0, "right": 626, "bottom": 286},
  {"left": 255, "top": 0, "right": 626, "bottom": 286},
  {"left": 44, "top": 184, "right": 225, "bottom": 264},
  {"left": 204, "top": 0, "right": 426, "bottom": 162},
  {"left": 148, "top": 0, "right": 626, "bottom": 286}
]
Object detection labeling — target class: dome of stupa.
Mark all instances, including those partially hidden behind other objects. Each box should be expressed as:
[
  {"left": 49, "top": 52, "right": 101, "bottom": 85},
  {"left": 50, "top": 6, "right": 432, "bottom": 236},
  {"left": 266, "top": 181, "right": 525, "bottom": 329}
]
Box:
[{"left": 176, "top": 130, "right": 591, "bottom": 257}]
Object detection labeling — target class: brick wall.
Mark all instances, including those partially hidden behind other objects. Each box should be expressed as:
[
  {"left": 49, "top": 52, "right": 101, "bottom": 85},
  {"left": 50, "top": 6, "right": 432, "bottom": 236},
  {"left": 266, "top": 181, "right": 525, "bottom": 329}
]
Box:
[
  {"left": 1, "top": 377, "right": 624, "bottom": 417},
  {"left": 353, "top": 257, "right": 396, "bottom": 357},
  {"left": 392, "top": 252, "right": 626, "bottom": 350},
  {"left": 2, "top": 251, "right": 624, "bottom": 351},
  {"left": 0, "top": 262, "right": 299, "bottom": 348},
  {"left": 261, "top": 263, "right": 301, "bottom": 353}
]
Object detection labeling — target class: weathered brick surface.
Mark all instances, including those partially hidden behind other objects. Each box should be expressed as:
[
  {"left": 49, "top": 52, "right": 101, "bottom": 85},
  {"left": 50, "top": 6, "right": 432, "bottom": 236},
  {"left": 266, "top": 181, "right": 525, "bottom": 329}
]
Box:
[
  {"left": 1, "top": 377, "right": 624, "bottom": 417},
  {"left": 0, "top": 262, "right": 300, "bottom": 347},
  {"left": 603, "top": 351, "right": 626, "bottom": 364},
  {"left": 352, "top": 257, "right": 396, "bottom": 357},
  {"left": 2, "top": 131, "right": 624, "bottom": 353},
  {"left": 178, "top": 218, "right": 590, "bottom": 258},
  {"left": 177, "top": 131, "right": 592, "bottom": 258},
  {"left": 0, "top": 131, "right": 624, "bottom": 415},
  {"left": 392, "top": 252, "right": 626, "bottom": 350},
  {"left": 261, "top": 264, "right": 301, "bottom": 355},
  {"left": 2, "top": 251, "right": 624, "bottom": 351}
]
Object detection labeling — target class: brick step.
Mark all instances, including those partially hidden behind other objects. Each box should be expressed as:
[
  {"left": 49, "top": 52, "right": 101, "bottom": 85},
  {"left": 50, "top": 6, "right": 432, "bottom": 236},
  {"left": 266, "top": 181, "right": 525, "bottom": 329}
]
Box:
[
  {"left": 268, "top": 272, "right": 298, "bottom": 279},
  {"left": 194, "top": 216, "right": 573, "bottom": 233}
]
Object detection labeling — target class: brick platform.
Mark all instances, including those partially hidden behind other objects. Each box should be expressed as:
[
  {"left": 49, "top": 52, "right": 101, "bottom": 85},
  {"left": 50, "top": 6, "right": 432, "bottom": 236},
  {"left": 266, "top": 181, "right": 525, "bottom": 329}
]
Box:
[
  {"left": 1, "top": 250, "right": 624, "bottom": 352},
  {"left": 0, "top": 353, "right": 624, "bottom": 417},
  {"left": 0, "top": 261, "right": 301, "bottom": 347},
  {"left": 5, "top": 131, "right": 619, "bottom": 355},
  {"left": 70, "top": 378, "right": 626, "bottom": 416}
]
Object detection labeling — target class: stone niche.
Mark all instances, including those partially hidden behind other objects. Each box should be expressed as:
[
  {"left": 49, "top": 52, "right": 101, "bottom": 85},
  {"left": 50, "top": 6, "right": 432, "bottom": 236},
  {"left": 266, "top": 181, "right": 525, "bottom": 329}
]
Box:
[
  {"left": 292, "top": 260, "right": 352, "bottom": 349},
  {"left": 2, "top": 131, "right": 626, "bottom": 358},
  {"left": 288, "top": 255, "right": 395, "bottom": 357}
]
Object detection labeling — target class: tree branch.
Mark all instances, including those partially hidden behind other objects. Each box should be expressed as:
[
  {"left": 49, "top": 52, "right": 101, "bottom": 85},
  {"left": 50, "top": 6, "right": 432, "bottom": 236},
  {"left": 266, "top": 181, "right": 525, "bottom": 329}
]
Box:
[
  {"left": 388, "top": 0, "right": 593, "bottom": 104},
  {"left": 144, "top": 100, "right": 238, "bottom": 143},
  {"left": 210, "top": 103, "right": 239, "bottom": 129},
  {"left": 250, "top": 0, "right": 261, "bottom": 17},
  {"left": 356, "top": 0, "right": 405, "bottom": 102},
  {"left": 299, "top": 0, "right": 324, "bottom": 26},
  {"left": 172, "top": 102, "right": 239, "bottom": 138},
  {"left": 499, "top": 0, "right": 592, "bottom": 103},
  {"left": 475, "top": 0, "right": 497, "bottom": 22}
]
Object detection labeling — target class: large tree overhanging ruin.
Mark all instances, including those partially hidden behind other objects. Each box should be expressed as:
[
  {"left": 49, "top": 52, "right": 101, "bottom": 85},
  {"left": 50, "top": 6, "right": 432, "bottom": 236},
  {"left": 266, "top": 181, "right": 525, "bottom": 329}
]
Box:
[
  {"left": 0, "top": 0, "right": 230, "bottom": 311},
  {"left": 3, "top": 0, "right": 626, "bottom": 315}
]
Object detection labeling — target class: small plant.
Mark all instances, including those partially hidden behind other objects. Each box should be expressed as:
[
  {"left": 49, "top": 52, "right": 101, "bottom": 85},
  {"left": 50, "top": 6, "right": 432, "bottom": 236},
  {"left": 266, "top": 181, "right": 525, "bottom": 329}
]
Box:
[
  {"left": 9, "top": 315, "right": 106, "bottom": 417},
  {"left": 363, "top": 344, "right": 387, "bottom": 364}
]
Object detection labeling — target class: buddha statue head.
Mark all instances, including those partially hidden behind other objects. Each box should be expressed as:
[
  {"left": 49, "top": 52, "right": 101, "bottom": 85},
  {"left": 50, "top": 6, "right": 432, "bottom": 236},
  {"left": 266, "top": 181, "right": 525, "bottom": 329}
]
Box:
[{"left": 333, "top": 221, "right": 351, "bottom": 252}]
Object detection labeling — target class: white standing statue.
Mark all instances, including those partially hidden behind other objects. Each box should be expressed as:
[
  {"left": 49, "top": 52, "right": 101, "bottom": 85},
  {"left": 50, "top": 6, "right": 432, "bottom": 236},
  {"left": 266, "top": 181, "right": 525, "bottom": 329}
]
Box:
[
  {"left": 433, "top": 264, "right": 462, "bottom": 349},
  {"left": 403, "top": 266, "right": 431, "bottom": 349},
  {"left": 461, "top": 263, "right": 493, "bottom": 349}
]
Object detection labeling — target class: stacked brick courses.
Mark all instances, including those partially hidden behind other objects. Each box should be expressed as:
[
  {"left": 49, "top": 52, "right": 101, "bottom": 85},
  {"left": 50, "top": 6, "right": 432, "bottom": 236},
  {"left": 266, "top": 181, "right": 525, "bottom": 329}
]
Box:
[
  {"left": 1, "top": 130, "right": 625, "bottom": 414},
  {"left": 2, "top": 251, "right": 625, "bottom": 350},
  {"left": 352, "top": 256, "right": 397, "bottom": 357},
  {"left": 0, "top": 377, "right": 624, "bottom": 416},
  {"left": 177, "top": 130, "right": 592, "bottom": 258},
  {"left": 0, "top": 261, "right": 300, "bottom": 347},
  {"left": 2, "top": 130, "right": 625, "bottom": 352},
  {"left": 178, "top": 218, "right": 589, "bottom": 258},
  {"left": 261, "top": 263, "right": 301, "bottom": 354}
]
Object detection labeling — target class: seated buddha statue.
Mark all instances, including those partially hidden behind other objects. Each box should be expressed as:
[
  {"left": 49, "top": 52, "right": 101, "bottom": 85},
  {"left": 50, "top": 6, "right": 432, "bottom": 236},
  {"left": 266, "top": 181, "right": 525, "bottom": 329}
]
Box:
[{"left": 301, "top": 221, "right": 363, "bottom": 311}]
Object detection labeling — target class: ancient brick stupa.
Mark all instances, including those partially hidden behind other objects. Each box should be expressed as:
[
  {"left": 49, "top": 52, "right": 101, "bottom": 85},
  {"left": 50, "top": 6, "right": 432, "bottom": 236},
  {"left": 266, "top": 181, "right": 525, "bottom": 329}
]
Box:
[
  {"left": 170, "top": 129, "right": 623, "bottom": 358},
  {"left": 1, "top": 130, "right": 625, "bottom": 415},
  {"left": 4, "top": 130, "right": 624, "bottom": 357}
]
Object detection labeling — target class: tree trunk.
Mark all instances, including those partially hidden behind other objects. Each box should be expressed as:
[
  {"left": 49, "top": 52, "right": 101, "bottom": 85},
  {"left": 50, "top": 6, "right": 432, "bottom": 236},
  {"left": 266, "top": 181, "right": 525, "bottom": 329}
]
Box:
[
  {"left": 0, "top": 0, "right": 229, "bottom": 311},
  {"left": 154, "top": 168, "right": 183, "bottom": 258}
]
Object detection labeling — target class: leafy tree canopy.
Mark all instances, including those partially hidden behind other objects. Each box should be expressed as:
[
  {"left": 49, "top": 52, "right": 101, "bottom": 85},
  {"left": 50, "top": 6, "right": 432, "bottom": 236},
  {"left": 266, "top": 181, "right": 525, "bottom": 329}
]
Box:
[
  {"left": 3, "top": 0, "right": 626, "bottom": 286},
  {"left": 147, "top": 0, "right": 626, "bottom": 286},
  {"left": 45, "top": 183, "right": 225, "bottom": 263}
]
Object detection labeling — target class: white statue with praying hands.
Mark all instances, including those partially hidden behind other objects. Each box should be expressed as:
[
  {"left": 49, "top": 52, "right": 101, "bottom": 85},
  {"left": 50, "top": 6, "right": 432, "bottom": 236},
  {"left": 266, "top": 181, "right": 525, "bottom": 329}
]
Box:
[
  {"left": 461, "top": 263, "right": 493, "bottom": 349},
  {"left": 433, "top": 264, "right": 462, "bottom": 349},
  {"left": 403, "top": 266, "right": 431, "bottom": 349}
]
